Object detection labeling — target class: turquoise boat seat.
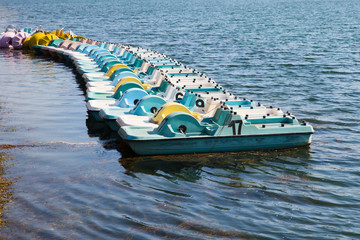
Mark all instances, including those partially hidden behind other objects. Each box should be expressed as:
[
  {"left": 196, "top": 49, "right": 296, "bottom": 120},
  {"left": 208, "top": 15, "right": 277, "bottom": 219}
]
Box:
[
  {"left": 132, "top": 58, "right": 144, "bottom": 68},
  {"left": 75, "top": 43, "right": 89, "bottom": 52},
  {"left": 77, "top": 58, "right": 119, "bottom": 75},
  {"left": 120, "top": 52, "right": 133, "bottom": 62},
  {"left": 125, "top": 55, "right": 137, "bottom": 66},
  {"left": 113, "top": 82, "right": 144, "bottom": 99},
  {"left": 129, "top": 95, "right": 167, "bottom": 116},
  {"left": 91, "top": 51, "right": 110, "bottom": 60},
  {"left": 150, "top": 80, "right": 171, "bottom": 94},
  {"left": 112, "top": 67, "right": 134, "bottom": 77},
  {"left": 179, "top": 92, "right": 205, "bottom": 111},
  {"left": 48, "top": 39, "right": 64, "bottom": 47},
  {"left": 204, "top": 108, "right": 233, "bottom": 126},
  {"left": 83, "top": 45, "right": 99, "bottom": 54},
  {"left": 146, "top": 66, "right": 155, "bottom": 75},
  {"left": 87, "top": 50, "right": 108, "bottom": 61},
  {"left": 97, "top": 56, "right": 119, "bottom": 68},
  {"left": 155, "top": 112, "right": 207, "bottom": 137},
  {"left": 101, "top": 60, "right": 121, "bottom": 73},
  {"left": 117, "top": 88, "right": 148, "bottom": 108},
  {"left": 111, "top": 72, "right": 139, "bottom": 85},
  {"left": 86, "top": 68, "right": 135, "bottom": 82},
  {"left": 87, "top": 82, "right": 144, "bottom": 100},
  {"left": 91, "top": 48, "right": 109, "bottom": 56},
  {"left": 98, "top": 42, "right": 106, "bottom": 48},
  {"left": 111, "top": 46, "right": 122, "bottom": 54},
  {"left": 95, "top": 53, "right": 115, "bottom": 63}
]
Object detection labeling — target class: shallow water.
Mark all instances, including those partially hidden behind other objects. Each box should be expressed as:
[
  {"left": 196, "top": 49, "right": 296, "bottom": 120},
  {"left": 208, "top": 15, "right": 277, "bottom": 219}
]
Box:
[{"left": 1, "top": 0, "right": 360, "bottom": 239}]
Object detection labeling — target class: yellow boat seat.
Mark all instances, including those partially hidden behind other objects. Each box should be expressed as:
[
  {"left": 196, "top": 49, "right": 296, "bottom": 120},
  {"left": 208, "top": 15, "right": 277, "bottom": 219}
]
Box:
[
  {"left": 54, "top": 30, "right": 73, "bottom": 40},
  {"left": 27, "top": 32, "right": 46, "bottom": 50},
  {"left": 71, "top": 35, "right": 86, "bottom": 40},
  {"left": 105, "top": 64, "right": 130, "bottom": 77},
  {"left": 52, "top": 29, "right": 66, "bottom": 39},
  {"left": 142, "top": 84, "right": 152, "bottom": 90},
  {"left": 22, "top": 36, "right": 32, "bottom": 50},
  {"left": 151, "top": 102, "right": 202, "bottom": 124},
  {"left": 113, "top": 77, "right": 144, "bottom": 92},
  {"left": 62, "top": 32, "right": 71, "bottom": 40},
  {"left": 51, "top": 30, "right": 61, "bottom": 38},
  {"left": 38, "top": 33, "right": 59, "bottom": 46}
]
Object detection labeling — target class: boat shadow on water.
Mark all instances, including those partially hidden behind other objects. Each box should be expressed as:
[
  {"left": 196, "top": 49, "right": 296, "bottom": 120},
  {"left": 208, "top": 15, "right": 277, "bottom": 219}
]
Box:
[{"left": 119, "top": 146, "right": 312, "bottom": 180}]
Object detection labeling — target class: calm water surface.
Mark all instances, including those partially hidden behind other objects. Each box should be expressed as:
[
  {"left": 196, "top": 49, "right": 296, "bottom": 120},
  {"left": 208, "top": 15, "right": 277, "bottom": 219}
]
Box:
[{"left": 1, "top": 0, "right": 360, "bottom": 239}]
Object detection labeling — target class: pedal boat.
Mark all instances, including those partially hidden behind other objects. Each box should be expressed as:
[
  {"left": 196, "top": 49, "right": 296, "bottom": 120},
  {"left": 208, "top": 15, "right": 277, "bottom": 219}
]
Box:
[{"left": 118, "top": 106, "right": 314, "bottom": 155}]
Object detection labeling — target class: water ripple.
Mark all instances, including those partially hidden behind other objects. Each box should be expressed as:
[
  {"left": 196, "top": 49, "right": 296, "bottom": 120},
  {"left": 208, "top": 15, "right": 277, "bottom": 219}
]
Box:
[{"left": 1, "top": 0, "right": 360, "bottom": 239}]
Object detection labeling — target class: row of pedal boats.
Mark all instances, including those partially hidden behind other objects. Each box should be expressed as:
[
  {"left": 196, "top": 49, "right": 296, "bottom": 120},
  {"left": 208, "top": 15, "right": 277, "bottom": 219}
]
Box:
[
  {"left": 0, "top": 25, "right": 85, "bottom": 50},
  {"left": 13, "top": 29, "right": 314, "bottom": 155}
]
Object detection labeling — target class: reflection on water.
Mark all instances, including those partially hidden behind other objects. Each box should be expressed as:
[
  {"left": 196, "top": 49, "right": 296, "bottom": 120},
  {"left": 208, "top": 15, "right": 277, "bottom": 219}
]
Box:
[{"left": 120, "top": 146, "right": 312, "bottom": 182}]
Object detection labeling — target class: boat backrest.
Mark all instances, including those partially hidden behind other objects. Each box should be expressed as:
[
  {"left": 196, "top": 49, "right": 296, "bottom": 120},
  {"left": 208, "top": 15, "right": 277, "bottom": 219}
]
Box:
[
  {"left": 113, "top": 82, "right": 144, "bottom": 100},
  {"left": 130, "top": 95, "right": 167, "bottom": 116},
  {"left": 111, "top": 71, "right": 138, "bottom": 85},
  {"left": 116, "top": 88, "right": 148, "bottom": 108}
]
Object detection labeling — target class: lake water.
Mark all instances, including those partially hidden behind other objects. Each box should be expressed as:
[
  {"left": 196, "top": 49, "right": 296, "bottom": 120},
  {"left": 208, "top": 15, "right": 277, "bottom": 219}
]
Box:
[{"left": 1, "top": 0, "right": 360, "bottom": 239}]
